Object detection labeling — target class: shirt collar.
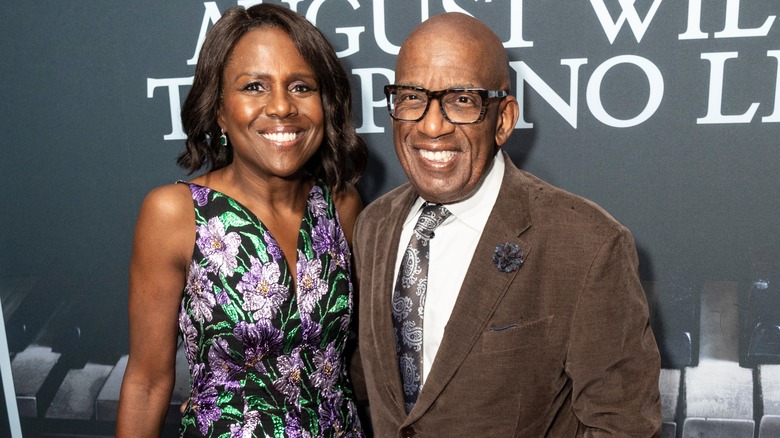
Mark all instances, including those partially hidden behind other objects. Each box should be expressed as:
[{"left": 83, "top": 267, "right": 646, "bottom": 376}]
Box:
[{"left": 404, "top": 151, "right": 505, "bottom": 231}]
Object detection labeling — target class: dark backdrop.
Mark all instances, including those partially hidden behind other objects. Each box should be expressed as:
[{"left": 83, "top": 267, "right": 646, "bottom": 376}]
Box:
[{"left": 1, "top": 1, "right": 779, "bottom": 436}]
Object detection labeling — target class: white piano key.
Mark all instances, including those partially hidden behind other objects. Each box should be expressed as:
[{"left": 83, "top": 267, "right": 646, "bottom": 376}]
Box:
[
  {"left": 682, "top": 418, "right": 755, "bottom": 437},
  {"left": 759, "top": 364, "right": 780, "bottom": 437},
  {"left": 683, "top": 281, "right": 755, "bottom": 437},
  {"left": 45, "top": 363, "right": 112, "bottom": 420},
  {"left": 10, "top": 345, "right": 61, "bottom": 417},
  {"left": 685, "top": 360, "right": 754, "bottom": 419},
  {"left": 659, "top": 368, "right": 680, "bottom": 436},
  {"left": 660, "top": 368, "right": 680, "bottom": 422},
  {"left": 95, "top": 355, "right": 128, "bottom": 421}
]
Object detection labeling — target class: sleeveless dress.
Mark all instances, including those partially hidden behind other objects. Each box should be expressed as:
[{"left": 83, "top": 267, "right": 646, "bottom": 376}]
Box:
[{"left": 177, "top": 181, "right": 363, "bottom": 437}]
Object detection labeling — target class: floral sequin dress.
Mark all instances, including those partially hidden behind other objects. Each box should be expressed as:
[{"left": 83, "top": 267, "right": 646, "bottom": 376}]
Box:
[{"left": 178, "top": 181, "right": 363, "bottom": 437}]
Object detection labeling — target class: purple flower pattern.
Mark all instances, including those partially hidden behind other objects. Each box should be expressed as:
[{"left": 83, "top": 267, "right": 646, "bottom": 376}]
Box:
[
  {"left": 192, "top": 185, "right": 211, "bottom": 207},
  {"left": 318, "top": 390, "right": 344, "bottom": 432},
  {"left": 308, "top": 185, "right": 329, "bottom": 218},
  {"left": 179, "top": 311, "right": 199, "bottom": 365},
  {"left": 185, "top": 261, "right": 216, "bottom": 323},
  {"left": 229, "top": 404, "right": 261, "bottom": 438},
  {"left": 312, "top": 219, "right": 336, "bottom": 258},
  {"left": 178, "top": 182, "right": 361, "bottom": 436},
  {"left": 189, "top": 364, "right": 223, "bottom": 434},
  {"left": 233, "top": 320, "right": 283, "bottom": 373},
  {"left": 300, "top": 313, "right": 323, "bottom": 347},
  {"left": 197, "top": 217, "right": 242, "bottom": 278},
  {"left": 284, "top": 411, "right": 314, "bottom": 438},
  {"left": 312, "top": 218, "right": 350, "bottom": 273},
  {"left": 296, "top": 257, "right": 328, "bottom": 315},
  {"left": 207, "top": 338, "right": 243, "bottom": 393},
  {"left": 236, "top": 256, "right": 289, "bottom": 320},
  {"left": 273, "top": 347, "right": 305, "bottom": 407},
  {"left": 263, "top": 231, "right": 283, "bottom": 262},
  {"left": 311, "top": 342, "right": 341, "bottom": 396}
]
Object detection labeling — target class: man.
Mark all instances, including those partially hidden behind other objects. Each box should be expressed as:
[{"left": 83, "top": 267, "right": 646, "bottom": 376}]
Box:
[{"left": 352, "top": 12, "right": 661, "bottom": 438}]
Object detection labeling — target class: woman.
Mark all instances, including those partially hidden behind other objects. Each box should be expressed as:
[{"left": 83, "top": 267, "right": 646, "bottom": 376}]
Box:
[{"left": 116, "top": 4, "right": 367, "bottom": 437}]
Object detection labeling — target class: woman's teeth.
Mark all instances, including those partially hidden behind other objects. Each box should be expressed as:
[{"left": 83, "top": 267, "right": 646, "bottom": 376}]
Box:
[{"left": 262, "top": 132, "right": 300, "bottom": 142}]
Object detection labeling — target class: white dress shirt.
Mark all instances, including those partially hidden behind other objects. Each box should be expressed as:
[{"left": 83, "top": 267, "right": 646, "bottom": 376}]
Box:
[{"left": 392, "top": 152, "right": 505, "bottom": 384}]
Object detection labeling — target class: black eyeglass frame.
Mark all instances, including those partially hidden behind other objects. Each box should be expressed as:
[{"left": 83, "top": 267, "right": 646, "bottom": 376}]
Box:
[{"left": 384, "top": 85, "right": 508, "bottom": 124}]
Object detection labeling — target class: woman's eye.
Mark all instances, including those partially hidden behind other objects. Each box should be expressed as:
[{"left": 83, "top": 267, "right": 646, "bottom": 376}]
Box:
[
  {"left": 291, "top": 83, "right": 316, "bottom": 94},
  {"left": 242, "top": 82, "right": 266, "bottom": 92}
]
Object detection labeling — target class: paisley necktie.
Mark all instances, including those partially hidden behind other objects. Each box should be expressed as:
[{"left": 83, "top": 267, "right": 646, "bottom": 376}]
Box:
[{"left": 392, "top": 203, "right": 452, "bottom": 413}]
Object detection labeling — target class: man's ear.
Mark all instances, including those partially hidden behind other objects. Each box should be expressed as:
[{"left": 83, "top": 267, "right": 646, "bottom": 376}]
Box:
[{"left": 494, "top": 95, "right": 520, "bottom": 147}]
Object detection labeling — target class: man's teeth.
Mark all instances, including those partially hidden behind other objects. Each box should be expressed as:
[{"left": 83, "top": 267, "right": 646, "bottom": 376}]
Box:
[
  {"left": 419, "top": 149, "right": 456, "bottom": 162},
  {"left": 263, "top": 132, "right": 300, "bottom": 142}
]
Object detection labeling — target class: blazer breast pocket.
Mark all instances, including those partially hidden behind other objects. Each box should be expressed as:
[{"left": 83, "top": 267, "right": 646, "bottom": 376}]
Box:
[{"left": 480, "top": 316, "right": 553, "bottom": 353}]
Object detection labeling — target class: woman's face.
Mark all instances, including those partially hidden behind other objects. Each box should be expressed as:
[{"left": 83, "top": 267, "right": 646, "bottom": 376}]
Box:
[{"left": 218, "top": 26, "right": 324, "bottom": 182}]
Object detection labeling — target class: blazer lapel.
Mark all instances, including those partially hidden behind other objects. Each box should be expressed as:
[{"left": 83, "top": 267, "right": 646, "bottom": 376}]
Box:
[
  {"left": 369, "top": 185, "right": 418, "bottom": 415},
  {"left": 408, "top": 155, "right": 533, "bottom": 421}
]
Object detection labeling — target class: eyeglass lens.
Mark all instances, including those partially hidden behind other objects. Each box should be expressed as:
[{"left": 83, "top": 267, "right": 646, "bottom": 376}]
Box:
[{"left": 390, "top": 89, "right": 484, "bottom": 123}]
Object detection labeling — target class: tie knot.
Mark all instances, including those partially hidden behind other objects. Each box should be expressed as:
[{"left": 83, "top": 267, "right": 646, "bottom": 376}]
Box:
[{"left": 413, "top": 204, "right": 451, "bottom": 239}]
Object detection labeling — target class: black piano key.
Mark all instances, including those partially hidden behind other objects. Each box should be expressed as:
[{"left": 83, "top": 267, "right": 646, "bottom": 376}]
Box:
[
  {"left": 0, "top": 277, "right": 37, "bottom": 326},
  {"left": 26, "top": 272, "right": 126, "bottom": 380},
  {"left": 741, "top": 279, "right": 780, "bottom": 367},
  {"left": 4, "top": 270, "right": 69, "bottom": 355},
  {"left": 643, "top": 279, "right": 699, "bottom": 369},
  {"left": 740, "top": 245, "right": 780, "bottom": 367}
]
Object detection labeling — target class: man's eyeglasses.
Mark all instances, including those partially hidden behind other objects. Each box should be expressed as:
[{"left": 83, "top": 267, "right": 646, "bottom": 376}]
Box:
[{"left": 384, "top": 85, "right": 508, "bottom": 124}]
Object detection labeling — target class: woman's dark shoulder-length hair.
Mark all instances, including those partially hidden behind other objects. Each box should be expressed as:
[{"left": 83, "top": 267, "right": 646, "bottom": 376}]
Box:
[{"left": 178, "top": 3, "right": 366, "bottom": 192}]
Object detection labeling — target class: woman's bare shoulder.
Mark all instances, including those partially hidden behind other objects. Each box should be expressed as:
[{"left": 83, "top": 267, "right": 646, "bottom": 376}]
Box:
[{"left": 139, "top": 183, "right": 194, "bottom": 222}]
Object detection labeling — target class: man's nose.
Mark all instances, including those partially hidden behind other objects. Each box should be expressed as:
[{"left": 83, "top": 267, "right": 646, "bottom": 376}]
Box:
[{"left": 417, "top": 98, "right": 455, "bottom": 138}]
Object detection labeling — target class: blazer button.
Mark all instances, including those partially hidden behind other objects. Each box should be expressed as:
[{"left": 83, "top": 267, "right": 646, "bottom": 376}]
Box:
[{"left": 401, "top": 426, "right": 416, "bottom": 437}]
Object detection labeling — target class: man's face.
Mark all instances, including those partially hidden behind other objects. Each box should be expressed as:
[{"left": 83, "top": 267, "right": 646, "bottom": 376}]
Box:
[{"left": 391, "top": 36, "right": 509, "bottom": 204}]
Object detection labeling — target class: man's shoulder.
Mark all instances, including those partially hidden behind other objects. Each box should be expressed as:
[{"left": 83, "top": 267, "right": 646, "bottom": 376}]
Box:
[
  {"left": 360, "top": 183, "right": 413, "bottom": 219},
  {"left": 507, "top": 164, "right": 629, "bottom": 236},
  {"left": 352, "top": 183, "right": 414, "bottom": 258}
]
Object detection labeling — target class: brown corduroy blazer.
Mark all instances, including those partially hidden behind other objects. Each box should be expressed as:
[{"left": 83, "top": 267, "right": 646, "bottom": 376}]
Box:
[{"left": 351, "top": 153, "right": 661, "bottom": 437}]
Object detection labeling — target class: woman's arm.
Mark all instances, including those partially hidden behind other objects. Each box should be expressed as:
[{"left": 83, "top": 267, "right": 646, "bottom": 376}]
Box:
[
  {"left": 333, "top": 184, "right": 368, "bottom": 403},
  {"left": 116, "top": 184, "right": 194, "bottom": 437},
  {"left": 333, "top": 184, "right": 364, "bottom": 250}
]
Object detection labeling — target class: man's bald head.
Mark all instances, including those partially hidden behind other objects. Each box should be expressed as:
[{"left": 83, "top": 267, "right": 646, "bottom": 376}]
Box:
[{"left": 397, "top": 12, "right": 510, "bottom": 91}]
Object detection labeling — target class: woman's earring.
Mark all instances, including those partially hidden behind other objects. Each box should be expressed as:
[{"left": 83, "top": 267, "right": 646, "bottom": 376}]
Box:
[{"left": 219, "top": 130, "right": 228, "bottom": 147}]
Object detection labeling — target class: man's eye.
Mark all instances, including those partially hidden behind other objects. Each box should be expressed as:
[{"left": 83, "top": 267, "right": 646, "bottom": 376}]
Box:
[
  {"left": 454, "top": 94, "right": 478, "bottom": 105},
  {"left": 397, "top": 93, "right": 422, "bottom": 102}
]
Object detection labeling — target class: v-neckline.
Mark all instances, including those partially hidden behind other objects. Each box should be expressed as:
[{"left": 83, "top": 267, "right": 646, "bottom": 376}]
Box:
[{"left": 188, "top": 181, "right": 319, "bottom": 292}]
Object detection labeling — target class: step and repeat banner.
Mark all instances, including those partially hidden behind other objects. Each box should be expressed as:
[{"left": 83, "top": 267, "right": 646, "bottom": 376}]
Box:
[{"left": 1, "top": 1, "right": 779, "bottom": 436}]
